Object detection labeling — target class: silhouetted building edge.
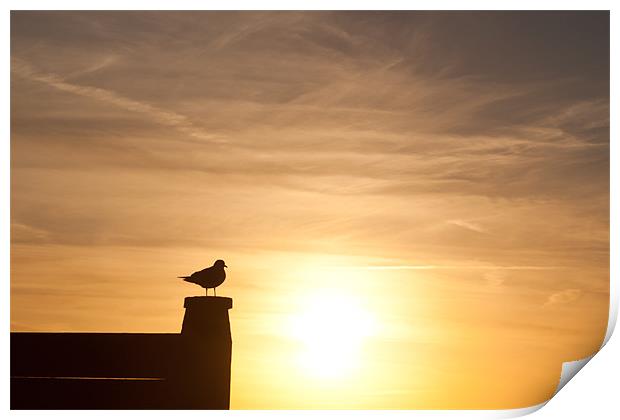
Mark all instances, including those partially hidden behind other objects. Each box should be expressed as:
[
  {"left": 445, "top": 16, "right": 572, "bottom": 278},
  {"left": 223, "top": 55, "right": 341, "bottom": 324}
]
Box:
[{"left": 11, "top": 296, "right": 233, "bottom": 410}]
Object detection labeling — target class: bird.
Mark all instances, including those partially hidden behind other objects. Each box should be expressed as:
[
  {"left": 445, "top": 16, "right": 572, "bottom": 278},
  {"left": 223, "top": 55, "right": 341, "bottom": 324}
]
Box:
[{"left": 178, "top": 259, "right": 227, "bottom": 296}]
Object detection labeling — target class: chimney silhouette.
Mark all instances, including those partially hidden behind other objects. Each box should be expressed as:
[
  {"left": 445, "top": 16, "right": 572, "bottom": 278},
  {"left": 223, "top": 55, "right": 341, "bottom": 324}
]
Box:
[{"left": 177, "top": 296, "right": 233, "bottom": 409}]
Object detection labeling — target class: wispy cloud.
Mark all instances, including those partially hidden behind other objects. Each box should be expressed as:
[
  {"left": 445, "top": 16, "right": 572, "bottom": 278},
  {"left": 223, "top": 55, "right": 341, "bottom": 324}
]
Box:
[
  {"left": 11, "top": 222, "right": 51, "bottom": 243},
  {"left": 544, "top": 288, "right": 583, "bottom": 306},
  {"left": 331, "top": 265, "right": 564, "bottom": 271},
  {"left": 446, "top": 219, "right": 488, "bottom": 234},
  {"left": 11, "top": 57, "right": 223, "bottom": 143}
]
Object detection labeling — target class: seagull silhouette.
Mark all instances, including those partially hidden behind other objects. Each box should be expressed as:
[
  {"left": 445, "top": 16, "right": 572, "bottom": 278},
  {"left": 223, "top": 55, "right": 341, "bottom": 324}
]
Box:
[{"left": 178, "top": 259, "right": 227, "bottom": 296}]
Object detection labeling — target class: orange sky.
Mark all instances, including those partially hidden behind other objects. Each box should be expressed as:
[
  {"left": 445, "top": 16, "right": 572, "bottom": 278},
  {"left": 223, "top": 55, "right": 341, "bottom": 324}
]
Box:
[{"left": 10, "top": 11, "right": 609, "bottom": 409}]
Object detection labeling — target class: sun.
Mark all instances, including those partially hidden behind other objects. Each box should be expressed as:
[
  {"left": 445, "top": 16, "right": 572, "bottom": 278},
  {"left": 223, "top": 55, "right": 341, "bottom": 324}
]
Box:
[{"left": 288, "top": 292, "right": 377, "bottom": 379}]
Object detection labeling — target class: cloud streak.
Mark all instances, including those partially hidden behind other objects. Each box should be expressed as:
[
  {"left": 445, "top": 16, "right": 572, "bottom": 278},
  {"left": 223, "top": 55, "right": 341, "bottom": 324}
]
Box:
[
  {"left": 331, "top": 265, "right": 565, "bottom": 271},
  {"left": 544, "top": 289, "right": 583, "bottom": 306},
  {"left": 11, "top": 57, "right": 223, "bottom": 143}
]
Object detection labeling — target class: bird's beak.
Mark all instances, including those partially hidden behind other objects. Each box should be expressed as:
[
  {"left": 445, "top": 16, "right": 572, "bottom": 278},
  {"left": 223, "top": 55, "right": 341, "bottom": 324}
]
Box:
[{"left": 224, "top": 264, "right": 228, "bottom": 267}]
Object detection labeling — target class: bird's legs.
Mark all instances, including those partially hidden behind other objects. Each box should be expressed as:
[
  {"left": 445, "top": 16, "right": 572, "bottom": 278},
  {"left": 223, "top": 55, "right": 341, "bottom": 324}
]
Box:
[{"left": 214, "top": 288, "right": 217, "bottom": 297}]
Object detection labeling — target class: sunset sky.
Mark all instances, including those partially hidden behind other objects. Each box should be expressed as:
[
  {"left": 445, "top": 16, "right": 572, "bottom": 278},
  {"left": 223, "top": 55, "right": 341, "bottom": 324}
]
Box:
[{"left": 10, "top": 11, "right": 609, "bottom": 409}]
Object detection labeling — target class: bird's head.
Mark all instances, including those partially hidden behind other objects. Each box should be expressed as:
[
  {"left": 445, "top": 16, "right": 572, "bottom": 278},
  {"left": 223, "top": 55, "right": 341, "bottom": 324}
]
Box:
[{"left": 214, "top": 259, "right": 227, "bottom": 268}]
